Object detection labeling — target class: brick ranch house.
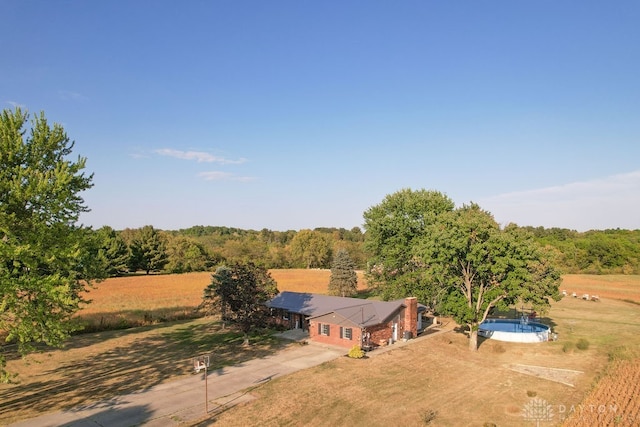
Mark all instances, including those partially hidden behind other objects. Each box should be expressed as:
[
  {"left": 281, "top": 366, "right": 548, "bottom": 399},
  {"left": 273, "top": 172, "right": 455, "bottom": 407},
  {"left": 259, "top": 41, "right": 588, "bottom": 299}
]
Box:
[{"left": 266, "top": 291, "right": 426, "bottom": 349}]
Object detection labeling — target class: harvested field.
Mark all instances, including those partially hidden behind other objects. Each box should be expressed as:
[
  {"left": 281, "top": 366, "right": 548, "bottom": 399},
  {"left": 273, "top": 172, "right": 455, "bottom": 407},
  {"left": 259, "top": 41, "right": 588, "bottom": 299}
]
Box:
[
  {"left": 77, "top": 272, "right": 208, "bottom": 330},
  {"left": 561, "top": 274, "right": 640, "bottom": 303},
  {"left": 76, "top": 269, "right": 366, "bottom": 330},
  {"left": 563, "top": 358, "right": 640, "bottom": 426}
]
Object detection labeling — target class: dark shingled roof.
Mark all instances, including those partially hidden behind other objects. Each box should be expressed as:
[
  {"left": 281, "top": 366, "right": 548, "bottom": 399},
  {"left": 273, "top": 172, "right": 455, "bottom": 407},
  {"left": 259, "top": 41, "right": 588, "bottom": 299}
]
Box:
[
  {"left": 313, "top": 302, "right": 397, "bottom": 328},
  {"left": 267, "top": 291, "right": 425, "bottom": 328}
]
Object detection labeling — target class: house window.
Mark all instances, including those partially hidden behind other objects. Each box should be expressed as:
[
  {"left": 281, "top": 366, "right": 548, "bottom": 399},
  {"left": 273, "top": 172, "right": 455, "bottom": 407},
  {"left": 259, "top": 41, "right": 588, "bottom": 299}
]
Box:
[
  {"left": 341, "top": 327, "right": 353, "bottom": 340},
  {"left": 282, "top": 312, "right": 289, "bottom": 321},
  {"left": 321, "top": 323, "right": 330, "bottom": 336}
]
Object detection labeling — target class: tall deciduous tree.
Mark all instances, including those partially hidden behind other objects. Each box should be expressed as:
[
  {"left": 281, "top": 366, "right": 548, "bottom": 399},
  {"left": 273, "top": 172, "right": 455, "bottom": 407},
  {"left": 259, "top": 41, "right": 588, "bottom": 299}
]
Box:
[
  {"left": 289, "top": 229, "right": 332, "bottom": 269},
  {"left": 201, "top": 262, "right": 278, "bottom": 345},
  {"left": 413, "top": 204, "right": 562, "bottom": 351},
  {"left": 0, "top": 108, "right": 101, "bottom": 381},
  {"left": 165, "top": 235, "right": 212, "bottom": 273},
  {"left": 363, "top": 189, "right": 455, "bottom": 299},
  {"left": 363, "top": 189, "right": 562, "bottom": 351},
  {"left": 130, "top": 225, "right": 168, "bottom": 274},
  {"left": 95, "top": 226, "right": 130, "bottom": 276},
  {"left": 328, "top": 249, "right": 358, "bottom": 297}
]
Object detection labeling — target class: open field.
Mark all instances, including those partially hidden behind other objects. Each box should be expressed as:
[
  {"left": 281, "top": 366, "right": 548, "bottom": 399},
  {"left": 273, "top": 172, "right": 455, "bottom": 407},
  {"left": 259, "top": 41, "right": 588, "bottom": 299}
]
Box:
[
  {"left": 560, "top": 274, "right": 640, "bottom": 303},
  {"left": 76, "top": 269, "right": 367, "bottom": 331},
  {"left": 1, "top": 273, "right": 639, "bottom": 425}
]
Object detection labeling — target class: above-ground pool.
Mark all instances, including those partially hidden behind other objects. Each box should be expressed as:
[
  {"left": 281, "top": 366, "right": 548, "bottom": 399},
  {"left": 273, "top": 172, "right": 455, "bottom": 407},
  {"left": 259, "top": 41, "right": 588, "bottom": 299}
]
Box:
[{"left": 478, "top": 318, "right": 550, "bottom": 343}]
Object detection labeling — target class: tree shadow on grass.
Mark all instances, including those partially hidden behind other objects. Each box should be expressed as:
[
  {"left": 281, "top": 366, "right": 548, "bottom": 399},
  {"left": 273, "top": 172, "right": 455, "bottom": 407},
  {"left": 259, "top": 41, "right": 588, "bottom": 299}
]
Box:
[
  {"left": 536, "top": 315, "right": 559, "bottom": 335},
  {"left": 0, "top": 320, "right": 284, "bottom": 425},
  {"left": 477, "top": 335, "right": 491, "bottom": 349}
]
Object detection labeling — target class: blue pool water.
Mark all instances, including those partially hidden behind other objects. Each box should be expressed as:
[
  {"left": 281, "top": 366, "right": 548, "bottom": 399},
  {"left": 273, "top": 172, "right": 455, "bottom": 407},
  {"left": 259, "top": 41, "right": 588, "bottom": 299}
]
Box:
[
  {"left": 479, "top": 319, "right": 549, "bottom": 333},
  {"left": 478, "top": 318, "right": 550, "bottom": 343}
]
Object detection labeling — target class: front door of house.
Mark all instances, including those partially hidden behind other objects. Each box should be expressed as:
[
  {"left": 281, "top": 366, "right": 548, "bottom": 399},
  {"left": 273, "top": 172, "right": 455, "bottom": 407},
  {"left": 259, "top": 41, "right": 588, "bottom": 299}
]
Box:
[{"left": 392, "top": 320, "right": 398, "bottom": 342}]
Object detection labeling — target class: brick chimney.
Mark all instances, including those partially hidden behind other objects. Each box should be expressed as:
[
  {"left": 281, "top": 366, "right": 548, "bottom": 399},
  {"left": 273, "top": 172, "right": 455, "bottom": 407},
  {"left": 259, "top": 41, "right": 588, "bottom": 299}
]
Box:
[{"left": 404, "top": 297, "right": 418, "bottom": 338}]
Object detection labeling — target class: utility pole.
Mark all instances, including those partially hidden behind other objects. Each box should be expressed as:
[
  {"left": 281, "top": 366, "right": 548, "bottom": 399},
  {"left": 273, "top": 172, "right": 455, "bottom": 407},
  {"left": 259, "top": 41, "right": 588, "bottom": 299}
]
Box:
[{"left": 193, "top": 355, "right": 210, "bottom": 414}]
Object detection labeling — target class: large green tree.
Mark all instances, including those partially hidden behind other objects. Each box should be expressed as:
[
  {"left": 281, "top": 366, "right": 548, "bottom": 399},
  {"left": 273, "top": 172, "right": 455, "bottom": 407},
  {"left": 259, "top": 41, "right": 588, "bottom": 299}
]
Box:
[
  {"left": 165, "top": 235, "right": 213, "bottom": 273},
  {"left": 289, "top": 229, "right": 332, "bottom": 268},
  {"left": 201, "top": 262, "right": 278, "bottom": 345},
  {"left": 129, "top": 225, "right": 168, "bottom": 274},
  {"left": 0, "top": 108, "right": 101, "bottom": 381},
  {"left": 328, "top": 249, "right": 358, "bottom": 297},
  {"left": 413, "top": 204, "right": 562, "bottom": 351},
  {"left": 363, "top": 189, "right": 455, "bottom": 299},
  {"left": 95, "top": 226, "right": 130, "bottom": 276},
  {"left": 222, "top": 237, "right": 269, "bottom": 265}
]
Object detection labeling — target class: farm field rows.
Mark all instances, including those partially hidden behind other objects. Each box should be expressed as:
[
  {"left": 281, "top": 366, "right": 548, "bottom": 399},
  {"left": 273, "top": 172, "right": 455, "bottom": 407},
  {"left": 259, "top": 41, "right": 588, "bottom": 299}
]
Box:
[
  {"left": 563, "top": 358, "right": 640, "bottom": 426},
  {"left": 1, "top": 272, "right": 639, "bottom": 425}
]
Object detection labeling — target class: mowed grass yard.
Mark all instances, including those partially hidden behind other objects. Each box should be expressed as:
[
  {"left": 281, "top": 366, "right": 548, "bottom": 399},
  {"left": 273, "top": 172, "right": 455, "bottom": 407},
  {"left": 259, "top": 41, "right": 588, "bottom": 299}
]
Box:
[{"left": 1, "top": 272, "right": 639, "bottom": 425}]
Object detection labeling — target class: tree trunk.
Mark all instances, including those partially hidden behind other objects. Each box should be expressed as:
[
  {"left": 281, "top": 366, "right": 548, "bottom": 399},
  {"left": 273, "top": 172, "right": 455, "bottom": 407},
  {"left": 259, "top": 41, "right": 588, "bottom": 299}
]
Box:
[
  {"left": 468, "top": 324, "right": 478, "bottom": 351},
  {"left": 243, "top": 332, "right": 250, "bottom": 346},
  {"left": 221, "top": 305, "right": 226, "bottom": 329}
]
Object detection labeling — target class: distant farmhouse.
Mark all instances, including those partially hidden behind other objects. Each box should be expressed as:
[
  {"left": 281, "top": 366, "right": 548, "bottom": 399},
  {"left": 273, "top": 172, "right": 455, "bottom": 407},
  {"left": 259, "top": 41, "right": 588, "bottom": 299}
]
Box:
[{"left": 267, "top": 292, "right": 426, "bottom": 349}]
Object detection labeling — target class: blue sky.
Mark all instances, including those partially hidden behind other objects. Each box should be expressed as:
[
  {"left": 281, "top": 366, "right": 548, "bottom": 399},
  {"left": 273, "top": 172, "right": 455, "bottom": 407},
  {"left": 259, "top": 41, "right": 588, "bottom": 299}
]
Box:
[{"left": 3, "top": 1, "right": 639, "bottom": 232}]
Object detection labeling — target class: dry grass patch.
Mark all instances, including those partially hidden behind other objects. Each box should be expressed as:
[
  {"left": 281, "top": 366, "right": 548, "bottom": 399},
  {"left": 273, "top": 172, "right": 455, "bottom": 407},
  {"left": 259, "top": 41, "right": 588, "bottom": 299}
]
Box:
[{"left": 209, "top": 330, "right": 599, "bottom": 426}]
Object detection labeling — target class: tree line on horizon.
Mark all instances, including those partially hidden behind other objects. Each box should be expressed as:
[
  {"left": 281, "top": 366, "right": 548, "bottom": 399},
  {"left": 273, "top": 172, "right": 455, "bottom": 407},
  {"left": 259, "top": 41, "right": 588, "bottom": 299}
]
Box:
[
  {"left": 92, "top": 223, "right": 640, "bottom": 277},
  {"left": 92, "top": 224, "right": 367, "bottom": 276}
]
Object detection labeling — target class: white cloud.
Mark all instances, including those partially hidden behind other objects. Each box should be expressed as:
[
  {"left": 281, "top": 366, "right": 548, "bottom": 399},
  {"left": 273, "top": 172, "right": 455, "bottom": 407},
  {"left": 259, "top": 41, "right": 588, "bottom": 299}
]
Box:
[
  {"left": 58, "top": 90, "right": 88, "bottom": 101},
  {"left": 127, "top": 146, "right": 150, "bottom": 159},
  {"left": 479, "top": 171, "right": 640, "bottom": 231},
  {"left": 6, "top": 101, "right": 26, "bottom": 109},
  {"left": 155, "top": 148, "right": 246, "bottom": 164},
  {"left": 198, "top": 171, "right": 254, "bottom": 182}
]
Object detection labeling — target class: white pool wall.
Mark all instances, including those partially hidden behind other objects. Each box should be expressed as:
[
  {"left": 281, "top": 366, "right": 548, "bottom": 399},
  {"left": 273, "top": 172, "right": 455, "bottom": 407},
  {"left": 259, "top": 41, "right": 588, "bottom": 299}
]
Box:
[{"left": 478, "top": 320, "right": 550, "bottom": 343}]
